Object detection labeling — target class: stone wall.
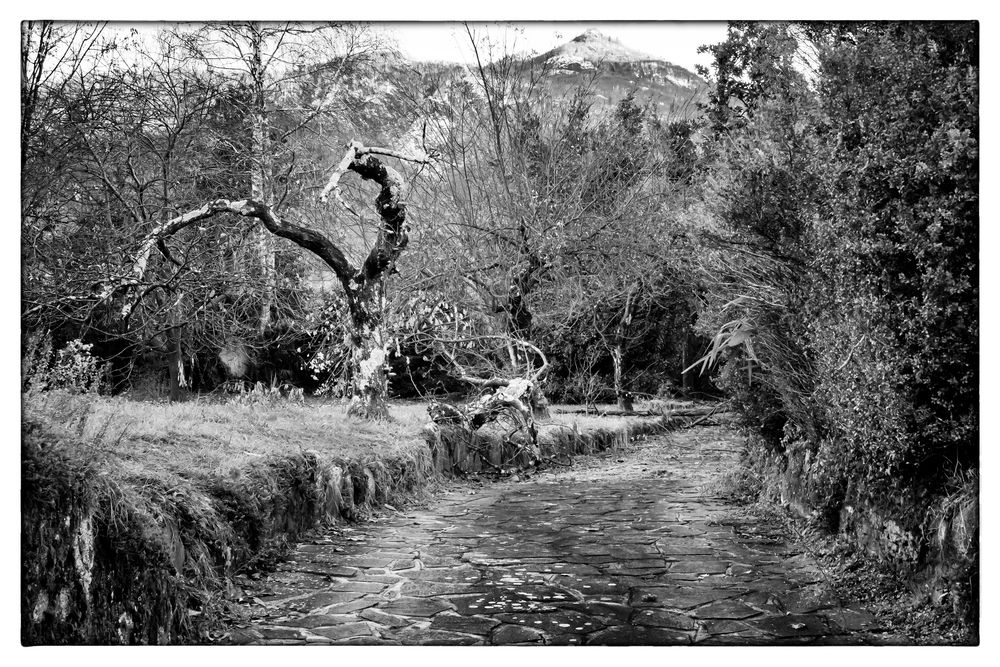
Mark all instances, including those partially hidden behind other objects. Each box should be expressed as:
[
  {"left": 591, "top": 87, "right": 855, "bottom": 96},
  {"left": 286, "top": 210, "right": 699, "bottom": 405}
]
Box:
[
  {"left": 21, "top": 437, "right": 432, "bottom": 645},
  {"left": 754, "top": 443, "right": 978, "bottom": 618},
  {"left": 422, "top": 417, "right": 667, "bottom": 475},
  {"left": 23, "top": 415, "right": 665, "bottom": 644}
]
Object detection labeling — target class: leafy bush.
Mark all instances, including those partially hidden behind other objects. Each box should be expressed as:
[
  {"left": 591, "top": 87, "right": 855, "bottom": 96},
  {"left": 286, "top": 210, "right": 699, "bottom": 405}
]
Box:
[
  {"left": 696, "top": 21, "right": 978, "bottom": 598},
  {"left": 23, "top": 331, "right": 107, "bottom": 394},
  {"left": 809, "top": 22, "right": 978, "bottom": 496}
]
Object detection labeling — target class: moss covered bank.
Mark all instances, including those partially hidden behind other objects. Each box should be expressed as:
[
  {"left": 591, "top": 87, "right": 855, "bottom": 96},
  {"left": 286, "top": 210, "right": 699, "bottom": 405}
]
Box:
[{"left": 22, "top": 399, "right": 666, "bottom": 645}]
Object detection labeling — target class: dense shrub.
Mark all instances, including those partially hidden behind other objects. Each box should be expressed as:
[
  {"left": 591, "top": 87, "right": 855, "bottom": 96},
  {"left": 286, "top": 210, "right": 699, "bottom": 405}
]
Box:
[
  {"left": 23, "top": 332, "right": 107, "bottom": 394},
  {"left": 696, "top": 21, "right": 977, "bottom": 611},
  {"left": 811, "top": 22, "right": 978, "bottom": 496}
]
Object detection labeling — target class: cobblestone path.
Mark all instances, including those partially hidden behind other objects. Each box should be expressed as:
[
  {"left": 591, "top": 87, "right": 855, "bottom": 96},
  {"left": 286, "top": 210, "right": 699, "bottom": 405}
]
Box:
[{"left": 226, "top": 424, "right": 880, "bottom": 645}]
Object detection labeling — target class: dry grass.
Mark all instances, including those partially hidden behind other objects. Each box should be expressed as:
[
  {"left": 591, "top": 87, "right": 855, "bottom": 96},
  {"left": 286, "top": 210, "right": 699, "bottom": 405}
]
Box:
[
  {"left": 546, "top": 400, "right": 695, "bottom": 431},
  {"left": 21, "top": 391, "right": 440, "bottom": 644},
  {"left": 22, "top": 392, "right": 670, "bottom": 488},
  {"left": 547, "top": 411, "right": 638, "bottom": 433},
  {"left": 21, "top": 390, "right": 674, "bottom": 643},
  {"left": 24, "top": 391, "right": 431, "bottom": 480}
]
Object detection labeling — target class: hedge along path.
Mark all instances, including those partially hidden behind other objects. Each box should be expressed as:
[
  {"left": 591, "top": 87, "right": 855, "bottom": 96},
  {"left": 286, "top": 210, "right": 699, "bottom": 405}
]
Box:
[
  {"left": 21, "top": 399, "right": 666, "bottom": 645},
  {"left": 227, "top": 424, "right": 889, "bottom": 646}
]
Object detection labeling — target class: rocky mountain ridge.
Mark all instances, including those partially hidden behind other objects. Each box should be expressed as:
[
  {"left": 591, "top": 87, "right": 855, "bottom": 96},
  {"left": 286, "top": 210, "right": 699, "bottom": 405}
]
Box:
[
  {"left": 528, "top": 29, "right": 707, "bottom": 116},
  {"left": 327, "top": 29, "right": 707, "bottom": 158}
]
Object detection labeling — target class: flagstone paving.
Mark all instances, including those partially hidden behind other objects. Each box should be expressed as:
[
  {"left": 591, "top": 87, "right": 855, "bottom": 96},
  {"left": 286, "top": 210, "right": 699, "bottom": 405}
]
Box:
[{"left": 223, "top": 424, "right": 886, "bottom": 646}]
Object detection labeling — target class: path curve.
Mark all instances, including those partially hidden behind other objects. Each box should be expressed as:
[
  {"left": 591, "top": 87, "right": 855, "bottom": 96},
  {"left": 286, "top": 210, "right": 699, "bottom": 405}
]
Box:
[{"left": 224, "top": 424, "right": 881, "bottom": 645}]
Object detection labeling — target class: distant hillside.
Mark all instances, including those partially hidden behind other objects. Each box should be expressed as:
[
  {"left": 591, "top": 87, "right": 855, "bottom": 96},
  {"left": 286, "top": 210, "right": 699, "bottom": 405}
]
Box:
[
  {"left": 319, "top": 29, "right": 708, "bottom": 169},
  {"left": 529, "top": 29, "right": 707, "bottom": 118},
  {"left": 390, "top": 29, "right": 707, "bottom": 124},
  {"left": 295, "top": 31, "right": 708, "bottom": 290}
]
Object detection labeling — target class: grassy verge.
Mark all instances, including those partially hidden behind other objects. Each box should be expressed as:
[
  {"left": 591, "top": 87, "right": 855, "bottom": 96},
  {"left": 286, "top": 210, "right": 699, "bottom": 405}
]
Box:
[
  {"left": 21, "top": 391, "right": 435, "bottom": 644},
  {"left": 27, "top": 392, "right": 432, "bottom": 475},
  {"left": 22, "top": 392, "right": 671, "bottom": 644}
]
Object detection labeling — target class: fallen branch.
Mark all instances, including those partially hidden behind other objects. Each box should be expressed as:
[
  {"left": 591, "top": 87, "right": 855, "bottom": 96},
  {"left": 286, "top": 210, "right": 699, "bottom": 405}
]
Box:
[
  {"left": 682, "top": 402, "right": 726, "bottom": 429},
  {"left": 427, "top": 378, "right": 543, "bottom": 451},
  {"left": 425, "top": 333, "right": 552, "bottom": 445}
]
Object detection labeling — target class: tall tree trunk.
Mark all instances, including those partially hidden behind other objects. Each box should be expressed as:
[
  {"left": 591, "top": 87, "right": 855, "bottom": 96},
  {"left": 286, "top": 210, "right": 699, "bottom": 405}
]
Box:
[
  {"left": 168, "top": 325, "right": 185, "bottom": 402},
  {"left": 612, "top": 343, "right": 633, "bottom": 411},
  {"left": 611, "top": 287, "right": 637, "bottom": 411},
  {"left": 248, "top": 27, "right": 275, "bottom": 334}
]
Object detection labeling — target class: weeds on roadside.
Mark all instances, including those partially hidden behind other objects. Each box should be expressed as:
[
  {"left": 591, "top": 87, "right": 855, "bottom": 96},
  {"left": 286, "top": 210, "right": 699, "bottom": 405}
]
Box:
[
  {"left": 228, "top": 379, "right": 305, "bottom": 407},
  {"left": 22, "top": 331, "right": 107, "bottom": 394}
]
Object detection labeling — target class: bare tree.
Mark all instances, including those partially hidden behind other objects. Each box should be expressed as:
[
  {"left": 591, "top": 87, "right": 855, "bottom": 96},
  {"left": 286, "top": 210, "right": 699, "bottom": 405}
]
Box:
[
  {"left": 173, "top": 22, "right": 379, "bottom": 333},
  {"left": 21, "top": 28, "right": 264, "bottom": 398},
  {"left": 407, "top": 37, "right": 681, "bottom": 400},
  {"left": 106, "top": 140, "right": 432, "bottom": 418},
  {"left": 21, "top": 21, "right": 107, "bottom": 182}
]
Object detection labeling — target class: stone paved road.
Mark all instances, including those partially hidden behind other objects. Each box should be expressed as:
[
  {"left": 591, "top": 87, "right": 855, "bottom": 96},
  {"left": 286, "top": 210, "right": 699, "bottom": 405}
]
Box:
[{"left": 224, "top": 424, "right": 881, "bottom": 645}]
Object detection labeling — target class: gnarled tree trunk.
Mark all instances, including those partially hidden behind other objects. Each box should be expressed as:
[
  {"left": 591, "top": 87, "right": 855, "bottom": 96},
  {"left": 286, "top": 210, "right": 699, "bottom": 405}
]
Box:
[
  {"left": 343, "top": 282, "right": 390, "bottom": 420},
  {"left": 330, "top": 142, "right": 415, "bottom": 419},
  {"left": 106, "top": 140, "right": 432, "bottom": 421}
]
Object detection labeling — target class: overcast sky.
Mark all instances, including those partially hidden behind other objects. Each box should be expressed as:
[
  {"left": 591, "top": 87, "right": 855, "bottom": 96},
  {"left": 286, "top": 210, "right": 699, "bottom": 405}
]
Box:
[
  {"left": 115, "top": 21, "right": 730, "bottom": 74},
  {"left": 378, "top": 22, "right": 729, "bottom": 72}
]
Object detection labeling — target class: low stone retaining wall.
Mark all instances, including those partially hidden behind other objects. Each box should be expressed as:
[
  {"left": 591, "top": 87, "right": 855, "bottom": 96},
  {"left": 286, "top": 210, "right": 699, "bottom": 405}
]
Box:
[
  {"left": 754, "top": 444, "right": 978, "bottom": 620},
  {"left": 23, "top": 413, "right": 666, "bottom": 645},
  {"left": 423, "top": 416, "right": 668, "bottom": 475},
  {"left": 21, "top": 428, "right": 432, "bottom": 645}
]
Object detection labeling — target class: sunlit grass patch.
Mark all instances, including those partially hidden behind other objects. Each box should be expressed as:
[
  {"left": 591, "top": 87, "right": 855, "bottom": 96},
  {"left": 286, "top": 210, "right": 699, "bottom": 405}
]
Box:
[{"left": 23, "top": 391, "right": 430, "bottom": 479}]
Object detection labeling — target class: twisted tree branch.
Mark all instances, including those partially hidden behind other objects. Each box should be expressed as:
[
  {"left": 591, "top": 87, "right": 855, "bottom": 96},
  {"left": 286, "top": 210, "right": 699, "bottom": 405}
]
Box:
[{"left": 104, "top": 138, "right": 434, "bottom": 320}]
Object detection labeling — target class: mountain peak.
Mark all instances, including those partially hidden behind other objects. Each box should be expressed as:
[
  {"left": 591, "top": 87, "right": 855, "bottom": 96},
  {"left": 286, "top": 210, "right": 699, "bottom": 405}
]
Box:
[
  {"left": 572, "top": 28, "right": 615, "bottom": 43},
  {"left": 526, "top": 30, "right": 706, "bottom": 115},
  {"left": 545, "top": 29, "right": 655, "bottom": 64}
]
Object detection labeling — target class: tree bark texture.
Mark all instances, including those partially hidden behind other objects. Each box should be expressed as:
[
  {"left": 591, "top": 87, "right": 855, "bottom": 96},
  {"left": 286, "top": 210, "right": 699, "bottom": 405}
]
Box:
[
  {"left": 343, "top": 280, "right": 391, "bottom": 420},
  {"left": 611, "top": 344, "right": 633, "bottom": 411}
]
